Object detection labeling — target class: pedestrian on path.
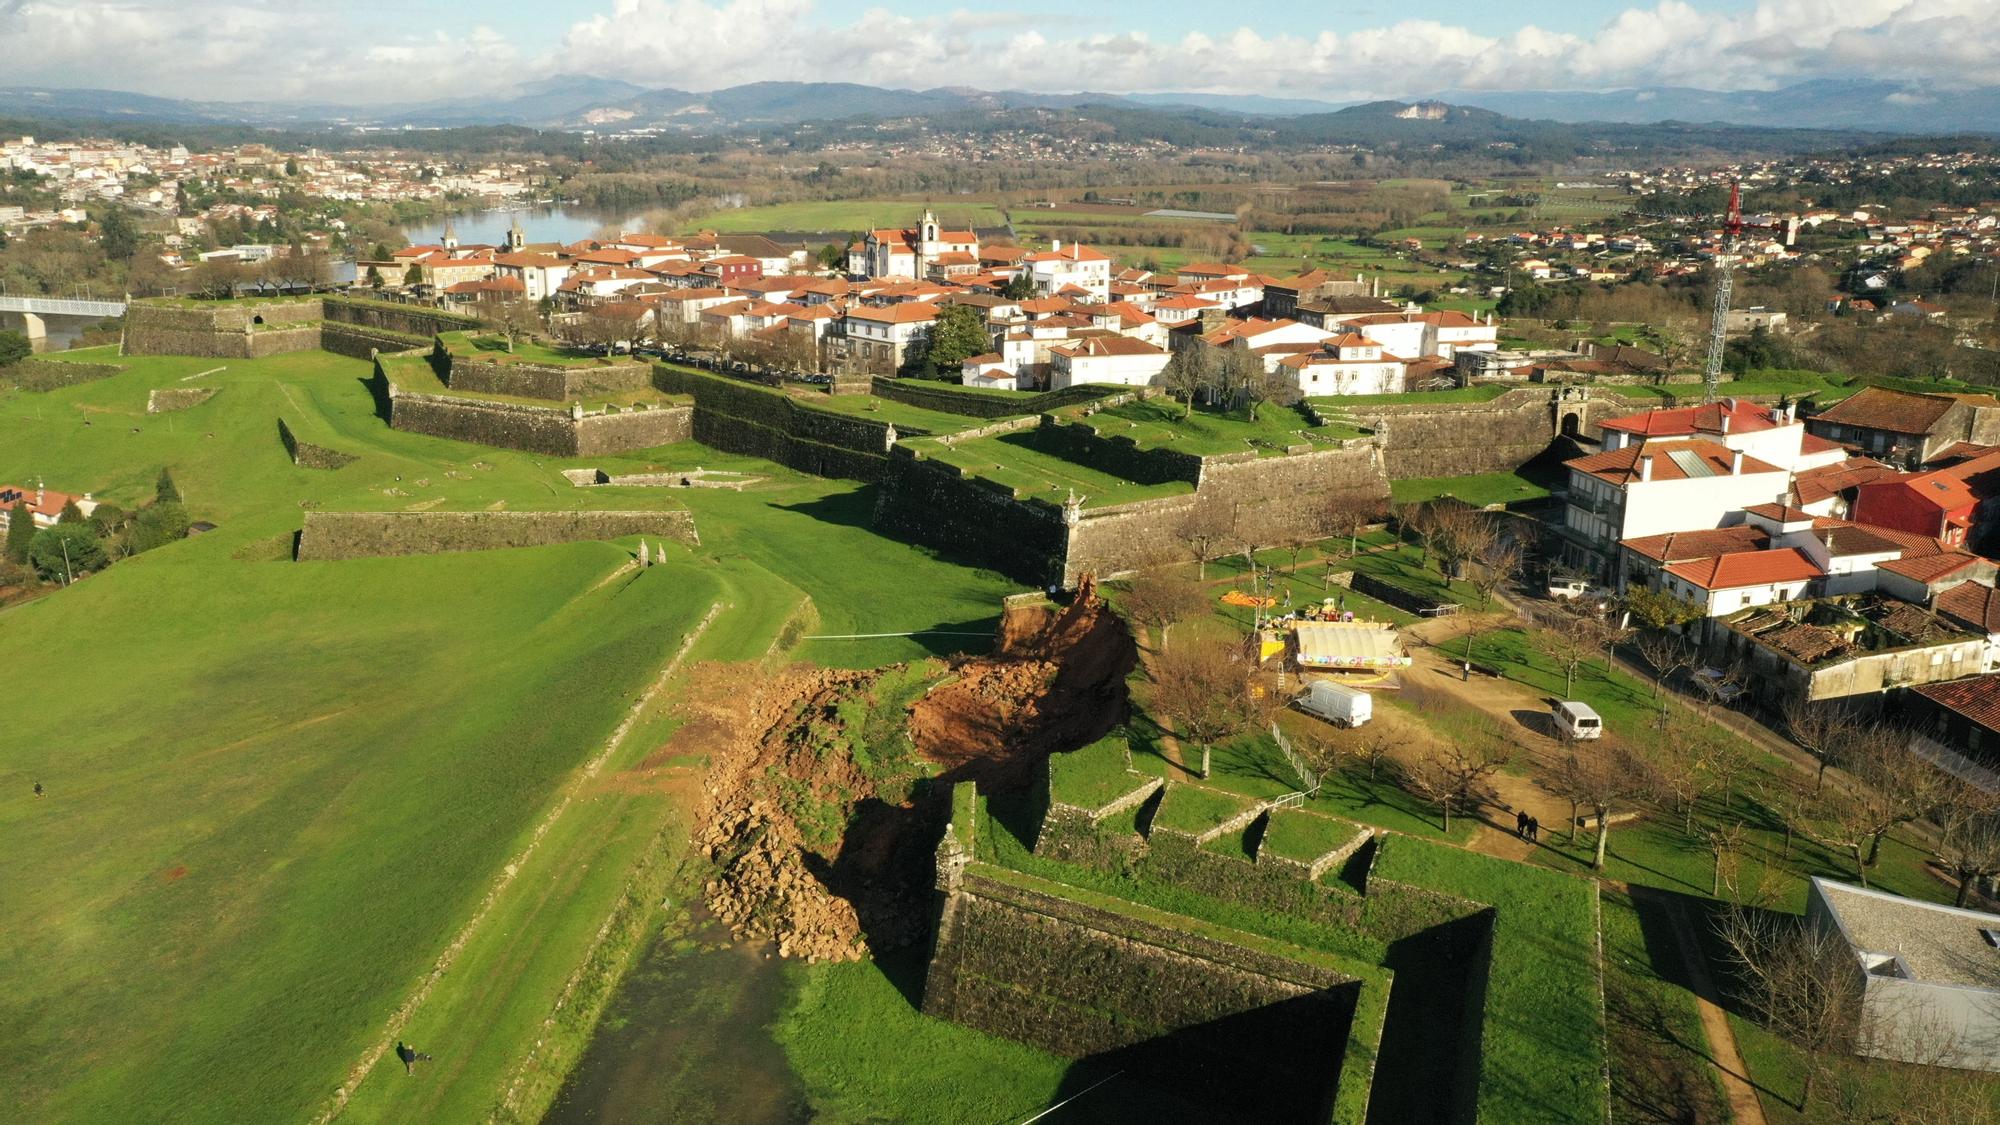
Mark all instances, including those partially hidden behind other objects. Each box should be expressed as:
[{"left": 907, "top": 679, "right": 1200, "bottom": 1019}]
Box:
[
  {"left": 1527, "top": 816, "right": 1540, "bottom": 843},
  {"left": 1514, "top": 809, "right": 1528, "bottom": 838}
]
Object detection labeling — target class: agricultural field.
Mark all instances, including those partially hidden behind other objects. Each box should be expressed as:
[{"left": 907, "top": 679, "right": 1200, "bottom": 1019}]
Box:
[
  {"left": 0, "top": 345, "right": 1022, "bottom": 1121},
  {"left": 677, "top": 198, "right": 1005, "bottom": 236}
]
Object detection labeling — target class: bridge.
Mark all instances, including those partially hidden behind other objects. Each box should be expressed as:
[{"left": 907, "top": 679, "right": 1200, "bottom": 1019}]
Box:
[{"left": 0, "top": 294, "right": 127, "bottom": 341}]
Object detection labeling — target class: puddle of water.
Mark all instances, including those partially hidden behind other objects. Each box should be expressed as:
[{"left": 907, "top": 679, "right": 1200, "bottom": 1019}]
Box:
[{"left": 544, "top": 914, "right": 810, "bottom": 1125}]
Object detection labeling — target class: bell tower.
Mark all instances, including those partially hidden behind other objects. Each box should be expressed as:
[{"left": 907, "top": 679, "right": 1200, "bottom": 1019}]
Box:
[
  {"left": 441, "top": 221, "right": 459, "bottom": 251},
  {"left": 506, "top": 216, "right": 526, "bottom": 252}
]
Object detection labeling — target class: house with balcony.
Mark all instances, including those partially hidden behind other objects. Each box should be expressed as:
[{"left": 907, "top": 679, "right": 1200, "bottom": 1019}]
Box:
[{"left": 1560, "top": 440, "right": 1791, "bottom": 579}]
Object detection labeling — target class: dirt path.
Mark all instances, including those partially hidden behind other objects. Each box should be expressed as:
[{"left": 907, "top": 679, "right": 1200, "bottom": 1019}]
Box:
[{"left": 1625, "top": 883, "right": 1770, "bottom": 1125}]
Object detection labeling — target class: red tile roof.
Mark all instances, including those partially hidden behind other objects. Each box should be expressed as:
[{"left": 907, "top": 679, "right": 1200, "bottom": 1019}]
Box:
[
  {"left": 1913, "top": 675, "right": 2000, "bottom": 731},
  {"left": 1664, "top": 547, "right": 1822, "bottom": 590},
  {"left": 1791, "top": 456, "right": 1900, "bottom": 506},
  {"left": 1744, "top": 502, "right": 1818, "bottom": 523},
  {"left": 1937, "top": 582, "right": 2000, "bottom": 634},
  {"left": 1876, "top": 551, "right": 1984, "bottom": 583},
  {"left": 1567, "top": 440, "right": 1782, "bottom": 485},
  {"left": 1601, "top": 399, "right": 1790, "bottom": 438},
  {"left": 1621, "top": 524, "right": 1770, "bottom": 563},
  {"left": 1811, "top": 386, "right": 1992, "bottom": 435}
]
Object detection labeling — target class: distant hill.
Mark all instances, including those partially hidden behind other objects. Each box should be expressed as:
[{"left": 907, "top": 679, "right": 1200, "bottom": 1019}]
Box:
[{"left": 1434, "top": 79, "right": 2000, "bottom": 135}]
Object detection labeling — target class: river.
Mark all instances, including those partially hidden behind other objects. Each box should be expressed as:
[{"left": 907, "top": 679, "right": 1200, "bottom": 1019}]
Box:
[{"left": 397, "top": 204, "right": 646, "bottom": 250}]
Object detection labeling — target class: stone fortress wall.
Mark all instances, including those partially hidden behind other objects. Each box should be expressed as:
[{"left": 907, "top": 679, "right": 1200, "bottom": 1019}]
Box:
[{"left": 295, "top": 509, "right": 698, "bottom": 561}]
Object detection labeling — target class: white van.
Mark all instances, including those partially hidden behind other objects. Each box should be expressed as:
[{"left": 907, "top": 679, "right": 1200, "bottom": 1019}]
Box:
[
  {"left": 1298, "top": 680, "right": 1372, "bottom": 728},
  {"left": 1552, "top": 701, "right": 1603, "bottom": 741}
]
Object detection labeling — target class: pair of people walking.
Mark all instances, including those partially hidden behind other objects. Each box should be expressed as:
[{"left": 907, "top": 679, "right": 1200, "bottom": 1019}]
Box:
[{"left": 1514, "top": 809, "right": 1540, "bottom": 842}]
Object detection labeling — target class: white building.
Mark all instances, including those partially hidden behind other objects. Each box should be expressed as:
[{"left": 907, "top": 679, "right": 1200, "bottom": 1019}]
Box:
[
  {"left": 1048, "top": 336, "right": 1170, "bottom": 389},
  {"left": 1275, "top": 333, "right": 1408, "bottom": 396},
  {"left": 1561, "top": 439, "right": 1790, "bottom": 577},
  {"left": 1025, "top": 241, "right": 1112, "bottom": 301},
  {"left": 1598, "top": 399, "right": 1843, "bottom": 473},
  {"left": 848, "top": 210, "right": 979, "bottom": 279}
]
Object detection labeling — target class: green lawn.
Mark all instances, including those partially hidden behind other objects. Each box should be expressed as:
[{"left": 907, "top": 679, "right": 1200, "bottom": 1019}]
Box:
[
  {"left": 1079, "top": 398, "right": 1365, "bottom": 454},
  {"left": 795, "top": 391, "right": 990, "bottom": 435},
  {"left": 904, "top": 431, "right": 1190, "bottom": 508},
  {"left": 1048, "top": 734, "right": 1150, "bottom": 809},
  {"left": 0, "top": 345, "right": 1025, "bottom": 1120},
  {"left": 1390, "top": 468, "right": 1554, "bottom": 508}
]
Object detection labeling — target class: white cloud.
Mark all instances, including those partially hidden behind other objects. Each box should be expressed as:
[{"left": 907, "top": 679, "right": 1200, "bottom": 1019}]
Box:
[{"left": 0, "top": 0, "right": 1996, "bottom": 106}]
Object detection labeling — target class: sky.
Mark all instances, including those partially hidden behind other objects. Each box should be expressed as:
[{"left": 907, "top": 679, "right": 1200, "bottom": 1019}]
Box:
[{"left": 0, "top": 0, "right": 1991, "bottom": 105}]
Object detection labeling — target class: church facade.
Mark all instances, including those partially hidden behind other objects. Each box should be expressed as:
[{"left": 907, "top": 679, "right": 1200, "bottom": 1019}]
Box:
[{"left": 847, "top": 210, "right": 979, "bottom": 279}]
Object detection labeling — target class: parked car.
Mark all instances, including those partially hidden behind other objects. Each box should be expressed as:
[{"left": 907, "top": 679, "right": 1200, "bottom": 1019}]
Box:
[
  {"left": 1297, "top": 680, "right": 1372, "bottom": 728},
  {"left": 1551, "top": 700, "right": 1604, "bottom": 741},
  {"left": 1547, "top": 577, "right": 1614, "bottom": 603}
]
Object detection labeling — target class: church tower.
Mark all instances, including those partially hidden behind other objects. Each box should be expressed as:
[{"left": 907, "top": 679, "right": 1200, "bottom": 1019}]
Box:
[
  {"left": 442, "top": 221, "right": 459, "bottom": 251},
  {"left": 506, "top": 216, "right": 526, "bottom": 252},
  {"left": 918, "top": 208, "right": 939, "bottom": 277}
]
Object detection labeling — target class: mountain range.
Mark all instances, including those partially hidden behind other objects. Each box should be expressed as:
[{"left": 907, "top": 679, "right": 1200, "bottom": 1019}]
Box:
[{"left": 1, "top": 76, "right": 1993, "bottom": 135}]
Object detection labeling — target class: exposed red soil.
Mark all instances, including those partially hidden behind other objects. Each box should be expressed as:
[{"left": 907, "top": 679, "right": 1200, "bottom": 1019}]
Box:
[
  {"left": 687, "top": 581, "right": 1137, "bottom": 963},
  {"left": 909, "top": 578, "right": 1136, "bottom": 792},
  {"left": 156, "top": 864, "right": 188, "bottom": 884}
]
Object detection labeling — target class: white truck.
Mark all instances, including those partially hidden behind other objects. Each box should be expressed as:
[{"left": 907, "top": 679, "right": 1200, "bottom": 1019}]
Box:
[{"left": 1297, "top": 680, "right": 1372, "bottom": 728}]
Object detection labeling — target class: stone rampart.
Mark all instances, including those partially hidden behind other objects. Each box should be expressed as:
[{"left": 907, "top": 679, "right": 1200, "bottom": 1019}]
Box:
[
  {"left": 146, "top": 387, "right": 218, "bottom": 413},
  {"left": 296, "top": 509, "right": 698, "bottom": 561},
  {"left": 123, "top": 299, "right": 325, "bottom": 358},
  {"left": 1349, "top": 387, "right": 1649, "bottom": 478},
  {"left": 321, "top": 295, "right": 481, "bottom": 337},
  {"left": 277, "top": 417, "right": 358, "bottom": 470},
  {"left": 874, "top": 450, "right": 1070, "bottom": 579},
  {"left": 654, "top": 363, "right": 896, "bottom": 480},
  {"left": 388, "top": 386, "right": 690, "bottom": 457},
  {"left": 869, "top": 376, "right": 1118, "bottom": 419},
  {"left": 445, "top": 351, "right": 651, "bottom": 402},
  {"left": 320, "top": 322, "right": 430, "bottom": 360},
  {"left": 1, "top": 356, "right": 123, "bottom": 391},
  {"left": 1030, "top": 413, "right": 1204, "bottom": 486},
  {"left": 1060, "top": 441, "right": 1390, "bottom": 586},
  {"left": 925, "top": 868, "right": 1356, "bottom": 1122}
]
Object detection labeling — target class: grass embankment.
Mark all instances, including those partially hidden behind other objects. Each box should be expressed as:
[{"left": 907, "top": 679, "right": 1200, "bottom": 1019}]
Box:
[
  {"left": 794, "top": 391, "right": 994, "bottom": 435},
  {"left": 0, "top": 346, "right": 1023, "bottom": 1119},
  {"left": 1077, "top": 398, "right": 1366, "bottom": 454},
  {"left": 1047, "top": 734, "right": 1149, "bottom": 809},
  {"left": 1390, "top": 467, "right": 1556, "bottom": 507},
  {"left": 1370, "top": 835, "right": 1605, "bottom": 1124},
  {"left": 904, "top": 430, "right": 1190, "bottom": 508}
]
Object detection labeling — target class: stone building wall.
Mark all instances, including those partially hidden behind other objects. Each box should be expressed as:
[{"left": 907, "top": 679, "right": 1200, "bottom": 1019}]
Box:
[
  {"left": 654, "top": 363, "right": 898, "bottom": 480},
  {"left": 575, "top": 405, "right": 693, "bottom": 457},
  {"left": 296, "top": 509, "right": 698, "bottom": 561},
  {"left": 869, "top": 376, "right": 1119, "bottom": 419}
]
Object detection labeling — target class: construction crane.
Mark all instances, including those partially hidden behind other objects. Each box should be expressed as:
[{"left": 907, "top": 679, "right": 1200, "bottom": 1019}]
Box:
[{"left": 1701, "top": 181, "right": 1744, "bottom": 405}]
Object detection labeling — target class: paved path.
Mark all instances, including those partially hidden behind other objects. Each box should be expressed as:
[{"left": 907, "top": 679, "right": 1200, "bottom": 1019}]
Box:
[{"left": 1624, "top": 882, "right": 1769, "bottom": 1125}]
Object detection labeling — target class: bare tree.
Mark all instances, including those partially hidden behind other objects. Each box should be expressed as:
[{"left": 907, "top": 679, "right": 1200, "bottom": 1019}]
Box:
[
  {"left": 1934, "top": 777, "right": 2000, "bottom": 909},
  {"left": 1318, "top": 490, "right": 1380, "bottom": 561},
  {"left": 1356, "top": 725, "right": 1398, "bottom": 783},
  {"left": 1149, "top": 636, "right": 1255, "bottom": 780},
  {"left": 489, "top": 299, "right": 543, "bottom": 352},
  {"left": 1403, "top": 733, "right": 1511, "bottom": 834},
  {"left": 1176, "top": 505, "right": 1230, "bottom": 581},
  {"left": 1534, "top": 607, "right": 1600, "bottom": 698},
  {"left": 1651, "top": 714, "right": 1718, "bottom": 837},
  {"left": 1465, "top": 531, "right": 1522, "bottom": 611},
  {"left": 1705, "top": 819, "right": 1746, "bottom": 898},
  {"left": 1844, "top": 722, "right": 1948, "bottom": 869},
  {"left": 1713, "top": 906, "right": 1861, "bottom": 1110},
  {"left": 1634, "top": 630, "right": 1692, "bottom": 705},
  {"left": 1548, "top": 737, "right": 1655, "bottom": 868},
  {"left": 1119, "top": 569, "right": 1207, "bottom": 653},
  {"left": 1784, "top": 697, "right": 1851, "bottom": 794},
  {"left": 1157, "top": 346, "right": 1207, "bottom": 418}
]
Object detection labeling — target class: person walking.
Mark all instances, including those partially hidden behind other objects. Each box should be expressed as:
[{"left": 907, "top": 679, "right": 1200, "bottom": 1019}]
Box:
[
  {"left": 33, "top": 781, "right": 44, "bottom": 798},
  {"left": 1526, "top": 816, "right": 1541, "bottom": 843},
  {"left": 1514, "top": 809, "right": 1528, "bottom": 839},
  {"left": 395, "top": 1040, "right": 431, "bottom": 1076}
]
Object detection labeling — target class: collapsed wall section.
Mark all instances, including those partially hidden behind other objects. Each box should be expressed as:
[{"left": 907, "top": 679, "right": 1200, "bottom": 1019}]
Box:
[{"left": 295, "top": 509, "right": 697, "bottom": 561}]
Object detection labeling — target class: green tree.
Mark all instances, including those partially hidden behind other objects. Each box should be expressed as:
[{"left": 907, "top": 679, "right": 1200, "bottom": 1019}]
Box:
[
  {"left": 365, "top": 265, "right": 384, "bottom": 290},
  {"left": 918, "top": 303, "right": 991, "bottom": 378},
  {"left": 284, "top": 157, "right": 300, "bottom": 177},
  {"left": 0, "top": 330, "right": 30, "bottom": 367},
  {"left": 155, "top": 468, "right": 181, "bottom": 505},
  {"left": 402, "top": 263, "right": 424, "bottom": 288},
  {"left": 28, "top": 523, "right": 107, "bottom": 583},
  {"left": 129, "top": 501, "right": 190, "bottom": 555},
  {"left": 818, "top": 242, "right": 846, "bottom": 270},
  {"left": 99, "top": 207, "right": 139, "bottom": 260},
  {"left": 1000, "top": 273, "right": 1036, "bottom": 300},
  {"left": 5, "top": 501, "right": 34, "bottom": 563},
  {"left": 1625, "top": 586, "right": 1702, "bottom": 631},
  {"left": 57, "top": 499, "right": 83, "bottom": 524}
]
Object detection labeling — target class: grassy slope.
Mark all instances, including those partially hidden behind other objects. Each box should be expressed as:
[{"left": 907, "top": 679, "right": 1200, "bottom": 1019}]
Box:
[{"left": 0, "top": 347, "right": 1021, "bottom": 1120}]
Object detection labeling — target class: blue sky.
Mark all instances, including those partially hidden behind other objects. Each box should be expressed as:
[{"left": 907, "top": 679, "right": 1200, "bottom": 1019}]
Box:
[{"left": 0, "top": 1, "right": 1987, "bottom": 104}]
